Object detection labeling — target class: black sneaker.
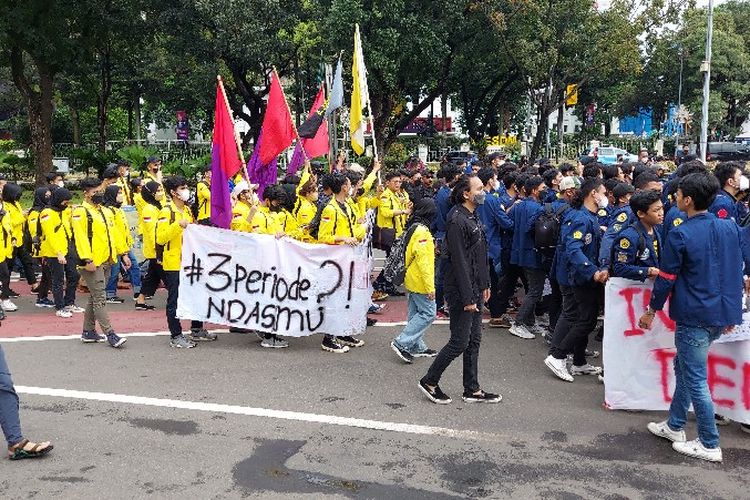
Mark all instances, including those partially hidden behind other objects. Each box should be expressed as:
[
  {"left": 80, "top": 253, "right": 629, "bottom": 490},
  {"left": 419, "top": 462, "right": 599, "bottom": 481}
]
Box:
[
  {"left": 390, "top": 341, "right": 414, "bottom": 363},
  {"left": 135, "top": 302, "right": 155, "bottom": 311},
  {"left": 388, "top": 290, "right": 406, "bottom": 297},
  {"left": 418, "top": 378, "right": 451, "bottom": 404},
  {"left": 7, "top": 289, "right": 20, "bottom": 298},
  {"left": 366, "top": 317, "right": 377, "bottom": 327},
  {"left": 338, "top": 335, "right": 364, "bottom": 347},
  {"left": 412, "top": 348, "right": 437, "bottom": 358},
  {"left": 106, "top": 296, "right": 125, "bottom": 304},
  {"left": 462, "top": 390, "right": 502, "bottom": 404},
  {"left": 321, "top": 335, "right": 349, "bottom": 353}
]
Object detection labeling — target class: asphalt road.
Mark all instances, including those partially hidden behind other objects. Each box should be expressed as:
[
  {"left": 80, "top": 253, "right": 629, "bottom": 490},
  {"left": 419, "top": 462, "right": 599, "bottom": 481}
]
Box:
[{"left": 1, "top": 316, "right": 749, "bottom": 499}]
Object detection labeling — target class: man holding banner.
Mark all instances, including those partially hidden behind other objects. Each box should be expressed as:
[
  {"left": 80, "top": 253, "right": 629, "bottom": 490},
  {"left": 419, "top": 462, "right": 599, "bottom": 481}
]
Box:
[{"left": 640, "top": 172, "right": 750, "bottom": 462}]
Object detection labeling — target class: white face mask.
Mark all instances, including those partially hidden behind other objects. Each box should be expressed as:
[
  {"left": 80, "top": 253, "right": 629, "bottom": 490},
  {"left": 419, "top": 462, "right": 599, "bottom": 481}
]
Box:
[
  {"left": 56, "top": 180, "right": 64, "bottom": 188},
  {"left": 597, "top": 194, "right": 609, "bottom": 209},
  {"left": 249, "top": 192, "right": 259, "bottom": 205},
  {"left": 740, "top": 176, "right": 749, "bottom": 191},
  {"left": 178, "top": 189, "right": 191, "bottom": 202},
  {"left": 492, "top": 179, "right": 501, "bottom": 191}
]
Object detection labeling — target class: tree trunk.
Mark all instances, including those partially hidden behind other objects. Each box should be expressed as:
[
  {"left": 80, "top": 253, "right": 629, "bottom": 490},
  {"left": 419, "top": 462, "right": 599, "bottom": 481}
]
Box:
[
  {"left": 556, "top": 102, "right": 564, "bottom": 161},
  {"left": 134, "top": 94, "right": 142, "bottom": 143},
  {"left": 441, "top": 90, "right": 448, "bottom": 147},
  {"left": 127, "top": 100, "right": 133, "bottom": 140},
  {"left": 9, "top": 45, "right": 55, "bottom": 186},
  {"left": 530, "top": 105, "right": 550, "bottom": 161},
  {"left": 71, "top": 105, "right": 81, "bottom": 147},
  {"left": 97, "top": 48, "right": 112, "bottom": 153}
]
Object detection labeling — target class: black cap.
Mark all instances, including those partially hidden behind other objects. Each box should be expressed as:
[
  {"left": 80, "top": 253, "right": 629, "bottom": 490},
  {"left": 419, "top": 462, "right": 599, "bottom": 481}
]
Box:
[{"left": 102, "top": 164, "right": 119, "bottom": 179}]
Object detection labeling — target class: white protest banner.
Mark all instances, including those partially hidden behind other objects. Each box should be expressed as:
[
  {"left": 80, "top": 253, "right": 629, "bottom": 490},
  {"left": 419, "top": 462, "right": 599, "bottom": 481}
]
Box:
[
  {"left": 176, "top": 225, "right": 372, "bottom": 337},
  {"left": 603, "top": 277, "right": 750, "bottom": 424}
]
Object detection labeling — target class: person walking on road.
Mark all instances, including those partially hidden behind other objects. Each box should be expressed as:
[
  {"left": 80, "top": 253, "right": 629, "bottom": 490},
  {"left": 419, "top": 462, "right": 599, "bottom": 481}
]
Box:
[{"left": 419, "top": 174, "right": 502, "bottom": 405}]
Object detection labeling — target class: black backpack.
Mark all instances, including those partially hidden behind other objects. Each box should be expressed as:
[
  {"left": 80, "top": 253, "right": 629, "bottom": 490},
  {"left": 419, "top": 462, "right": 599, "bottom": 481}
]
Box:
[
  {"left": 155, "top": 206, "right": 176, "bottom": 263},
  {"left": 382, "top": 223, "right": 420, "bottom": 286},
  {"left": 534, "top": 203, "right": 569, "bottom": 254},
  {"left": 190, "top": 181, "right": 206, "bottom": 220}
]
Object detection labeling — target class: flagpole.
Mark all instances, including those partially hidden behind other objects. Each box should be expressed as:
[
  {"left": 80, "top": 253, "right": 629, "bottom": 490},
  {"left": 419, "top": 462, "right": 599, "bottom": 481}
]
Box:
[
  {"left": 271, "top": 67, "right": 309, "bottom": 164},
  {"left": 217, "top": 75, "right": 249, "bottom": 181}
]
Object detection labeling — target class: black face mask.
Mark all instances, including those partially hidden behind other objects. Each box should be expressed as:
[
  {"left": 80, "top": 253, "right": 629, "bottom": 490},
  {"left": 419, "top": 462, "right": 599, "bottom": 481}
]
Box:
[{"left": 91, "top": 193, "right": 104, "bottom": 205}]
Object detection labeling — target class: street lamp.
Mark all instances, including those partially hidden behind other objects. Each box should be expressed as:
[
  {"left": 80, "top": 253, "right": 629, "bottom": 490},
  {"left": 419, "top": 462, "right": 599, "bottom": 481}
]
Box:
[{"left": 699, "top": 0, "right": 714, "bottom": 163}]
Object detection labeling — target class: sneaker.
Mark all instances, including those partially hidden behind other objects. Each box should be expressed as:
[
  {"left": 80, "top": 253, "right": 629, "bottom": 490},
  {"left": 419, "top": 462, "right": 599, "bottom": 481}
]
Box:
[
  {"left": 388, "top": 289, "right": 406, "bottom": 297},
  {"left": 368, "top": 303, "right": 386, "bottom": 314},
  {"left": 418, "top": 378, "right": 451, "bottom": 404},
  {"left": 597, "top": 374, "right": 605, "bottom": 384},
  {"left": 647, "top": 420, "right": 686, "bottom": 443},
  {"left": 741, "top": 424, "right": 750, "bottom": 435},
  {"left": 135, "top": 303, "right": 155, "bottom": 311},
  {"left": 189, "top": 329, "right": 218, "bottom": 342},
  {"left": 35, "top": 297, "right": 55, "bottom": 308},
  {"left": 1, "top": 299, "right": 17, "bottom": 312},
  {"left": 462, "top": 390, "right": 503, "bottom": 404},
  {"left": 672, "top": 439, "right": 722, "bottom": 462},
  {"left": 435, "top": 308, "right": 449, "bottom": 320},
  {"left": 338, "top": 335, "right": 364, "bottom": 347},
  {"left": 585, "top": 348, "right": 600, "bottom": 358},
  {"left": 321, "top": 336, "right": 349, "bottom": 353},
  {"left": 529, "top": 324, "right": 548, "bottom": 337},
  {"left": 261, "top": 336, "right": 289, "bottom": 349},
  {"left": 390, "top": 341, "right": 414, "bottom": 363},
  {"left": 66, "top": 305, "right": 85, "bottom": 313},
  {"left": 544, "top": 355, "right": 574, "bottom": 382},
  {"left": 81, "top": 330, "right": 105, "bottom": 343},
  {"left": 509, "top": 323, "right": 535, "bottom": 339},
  {"left": 170, "top": 334, "right": 196, "bottom": 349},
  {"left": 106, "top": 332, "right": 127, "bottom": 348},
  {"left": 106, "top": 296, "right": 125, "bottom": 304},
  {"left": 570, "top": 363, "right": 603, "bottom": 376},
  {"left": 412, "top": 348, "right": 438, "bottom": 358},
  {"left": 714, "top": 414, "right": 731, "bottom": 426},
  {"left": 55, "top": 308, "right": 73, "bottom": 318},
  {"left": 7, "top": 289, "right": 20, "bottom": 298},
  {"left": 371, "top": 291, "right": 389, "bottom": 301}
]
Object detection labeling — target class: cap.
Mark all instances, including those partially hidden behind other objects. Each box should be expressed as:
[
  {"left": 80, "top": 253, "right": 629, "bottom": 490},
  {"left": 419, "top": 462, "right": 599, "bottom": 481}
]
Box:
[
  {"left": 102, "top": 164, "right": 119, "bottom": 179},
  {"left": 559, "top": 176, "right": 577, "bottom": 191},
  {"left": 232, "top": 181, "right": 259, "bottom": 198},
  {"left": 347, "top": 163, "right": 365, "bottom": 174}
]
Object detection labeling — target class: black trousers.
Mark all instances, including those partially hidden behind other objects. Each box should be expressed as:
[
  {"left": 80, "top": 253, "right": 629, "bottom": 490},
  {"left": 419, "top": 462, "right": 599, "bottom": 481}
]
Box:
[
  {"left": 47, "top": 256, "right": 80, "bottom": 310},
  {"left": 12, "top": 245, "right": 37, "bottom": 285},
  {"left": 549, "top": 284, "right": 601, "bottom": 366},
  {"left": 487, "top": 257, "right": 503, "bottom": 318},
  {"left": 496, "top": 259, "right": 525, "bottom": 315},
  {"left": 140, "top": 258, "right": 165, "bottom": 298},
  {"left": 163, "top": 270, "right": 202, "bottom": 338},
  {"left": 0, "top": 261, "right": 9, "bottom": 299},
  {"left": 35, "top": 258, "right": 51, "bottom": 298},
  {"left": 423, "top": 295, "right": 483, "bottom": 393}
]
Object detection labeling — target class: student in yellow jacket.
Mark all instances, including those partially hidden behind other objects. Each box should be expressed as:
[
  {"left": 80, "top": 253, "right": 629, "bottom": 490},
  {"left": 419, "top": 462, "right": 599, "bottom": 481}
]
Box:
[
  {"left": 2, "top": 183, "right": 38, "bottom": 292},
  {"left": 28, "top": 186, "right": 54, "bottom": 307},
  {"left": 293, "top": 165, "right": 319, "bottom": 242},
  {"left": 72, "top": 177, "right": 128, "bottom": 348},
  {"left": 39, "top": 188, "right": 80, "bottom": 318},
  {"left": 157, "top": 176, "right": 215, "bottom": 348},
  {"left": 263, "top": 185, "right": 300, "bottom": 240},
  {"left": 0, "top": 204, "right": 16, "bottom": 311},
  {"left": 142, "top": 156, "right": 165, "bottom": 207},
  {"left": 196, "top": 166, "right": 212, "bottom": 225},
  {"left": 230, "top": 181, "right": 260, "bottom": 233},
  {"left": 135, "top": 181, "right": 166, "bottom": 310},
  {"left": 389, "top": 198, "right": 438, "bottom": 363},
  {"left": 376, "top": 171, "right": 412, "bottom": 237},
  {"left": 102, "top": 185, "right": 146, "bottom": 309},
  {"left": 316, "top": 173, "right": 366, "bottom": 354},
  {"left": 114, "top": 159, "right": 133, "bottom": 205}
]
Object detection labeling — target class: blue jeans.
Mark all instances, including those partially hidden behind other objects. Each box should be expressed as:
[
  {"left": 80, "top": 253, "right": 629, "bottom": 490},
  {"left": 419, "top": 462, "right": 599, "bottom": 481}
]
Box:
[
  {"left": 394, "top": 292, "right": 436, "bottom": 354},
  {"left": 667, "top": 324, "right": 722, "bottom": 449},
  {"left": 0, "top": 344, "right": 23, "bottom": 448},
  {"left": 106, "top": 249, "right": 142, "bottom": 298}
]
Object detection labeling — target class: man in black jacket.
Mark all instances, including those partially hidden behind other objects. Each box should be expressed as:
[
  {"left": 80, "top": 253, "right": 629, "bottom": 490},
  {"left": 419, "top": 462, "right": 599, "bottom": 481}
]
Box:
[{"left": 419, "top": 174, "right": 502, "bottom": 404}]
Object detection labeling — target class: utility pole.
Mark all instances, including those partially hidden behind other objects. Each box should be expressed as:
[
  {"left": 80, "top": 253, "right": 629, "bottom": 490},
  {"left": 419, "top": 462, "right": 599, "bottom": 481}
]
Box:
[{"left": 699, "top": 0, "right": 714, "bottom": 163}]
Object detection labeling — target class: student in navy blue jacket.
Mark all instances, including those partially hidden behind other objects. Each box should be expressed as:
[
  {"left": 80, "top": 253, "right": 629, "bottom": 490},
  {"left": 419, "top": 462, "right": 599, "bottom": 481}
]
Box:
[
  {"left": 508, "top": 176, "right": 547, "bottom": 339},
  {"left": 708, "top": 161, "right": 743, "bottom": 222},
  {"left": 611, "top": 190, "right": 663, "bottom": 281},
  {"left": 641, "top": 172, "right": 750, "bottom": 463},
  {"left": 545, "top": 178, "right": 609, "bottom": 382},
  {"left": 476, "top": 167, "right": 513, "bottom": 326}
]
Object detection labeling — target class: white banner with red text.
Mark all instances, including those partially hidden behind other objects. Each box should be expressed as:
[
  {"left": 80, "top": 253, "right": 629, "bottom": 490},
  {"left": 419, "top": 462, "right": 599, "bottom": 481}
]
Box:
[
  {"left": 603, "top": 277, "right": 750, "bottom": 424},
  {"left": 176, "top": 225, "right": 372, "bottom": 336}
]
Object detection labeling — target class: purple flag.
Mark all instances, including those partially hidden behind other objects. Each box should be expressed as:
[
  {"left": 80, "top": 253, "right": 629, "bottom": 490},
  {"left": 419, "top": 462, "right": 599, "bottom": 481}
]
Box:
[
  {"left": 247, "top": 128, "right": 278, "bottom": 201},
  {"left": 287, "top": 142, "right": 305, "bottom": 176},
  {"left": 209, "top": 82, "right": 241, "bottom": 229}
]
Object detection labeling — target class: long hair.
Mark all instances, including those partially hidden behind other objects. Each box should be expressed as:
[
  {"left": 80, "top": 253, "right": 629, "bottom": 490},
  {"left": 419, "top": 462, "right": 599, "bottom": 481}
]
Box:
[{"left": 449, "top": 174, "right": 475, "bottom": 206}]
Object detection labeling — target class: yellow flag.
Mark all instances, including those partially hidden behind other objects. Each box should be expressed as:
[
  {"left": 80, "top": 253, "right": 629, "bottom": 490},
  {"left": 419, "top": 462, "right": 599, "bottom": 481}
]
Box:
[
  {"left": 350, "top": 24, "right": 368, "bottom": 156},
  {"left": 566, "top": 84, "right": 578, "bottom": 106}
]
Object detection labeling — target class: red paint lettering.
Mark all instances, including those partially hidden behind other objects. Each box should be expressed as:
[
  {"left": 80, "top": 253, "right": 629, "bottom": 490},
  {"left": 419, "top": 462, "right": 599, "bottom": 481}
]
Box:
[
  {"left": 619, "top": 287, "right": 644, "bottom": 336},
  {"left": 643, "top": 289, "right": 676, "bottom": 332},
  {"left": 707, "top": 354, "right": 736, "bottom": 409},
  {"left": 654, "top": 348, "right": 676, "bottom": 403},
  {"left": 743, "top": 363, "right": 750, "bottom": 411}
]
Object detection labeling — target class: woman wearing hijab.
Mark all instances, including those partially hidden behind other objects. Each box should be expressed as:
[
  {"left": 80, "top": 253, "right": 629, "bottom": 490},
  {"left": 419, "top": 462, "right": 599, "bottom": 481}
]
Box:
[
  {"left": 28, "top": 187, "right": 54, "bottom": 307},
  {"left": 134, "top": 181, "right": 164, "bottom": 310},
  {"left": 390, "top": 197, "right": 439, "bottom": 363},
  {"left": 2, "top": 183, "right": 37, "bottom": 296}
]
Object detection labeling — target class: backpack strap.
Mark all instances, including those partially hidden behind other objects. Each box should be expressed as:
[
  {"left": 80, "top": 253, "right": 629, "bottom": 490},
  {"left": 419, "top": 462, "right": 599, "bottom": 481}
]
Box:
[{"left": 630, "top": 222, "right": 648, "bottom": 257}]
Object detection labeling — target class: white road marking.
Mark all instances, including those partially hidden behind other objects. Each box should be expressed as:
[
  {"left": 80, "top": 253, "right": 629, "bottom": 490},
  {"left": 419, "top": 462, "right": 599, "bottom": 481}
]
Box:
[{"left": 15, "top": 385, "right": 494, "bottom": 441}]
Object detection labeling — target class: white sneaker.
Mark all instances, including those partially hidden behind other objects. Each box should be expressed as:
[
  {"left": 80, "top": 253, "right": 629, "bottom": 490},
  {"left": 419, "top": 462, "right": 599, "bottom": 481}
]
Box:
[
  {"left": 260, "top": 337, "right": 289, "bottom": 349},
  {"left": 509, "top": 323, "right": 535, "bottom": 339},
  {"left": 66, "top": 304, "right": 85, "bottom": 313},
  {"left": 544, "top": 355, "right": 574, "bottom": 382},
  {"left": 570, "top": 363, "right": 603, "bottom": 376},
  {"left": 55, "top": 309, "right": 73, "bottom": 318},
  {"left": 647, "top": 420, "right": 686, "bottom": 443},
  {"left": 1, "top": 299, "right": 17, "bottom": 311},
  {"left": 672, "top": 439, "right": 722, "bottom": 462},
  {"left": 529, "top": 324, "right": 549, "bottom": 337}
]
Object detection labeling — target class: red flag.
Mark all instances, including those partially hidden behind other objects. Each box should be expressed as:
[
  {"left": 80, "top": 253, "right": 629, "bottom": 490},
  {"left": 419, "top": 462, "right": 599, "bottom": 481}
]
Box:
[
  {"left": 302, "top": 84, "right": 329, "bottom": 158},
  {"left": 210, "top": 80, "right": 241, "bottom": 228},
  {"left": 257, "top": 71, "right": 296, "bottom": 166}
]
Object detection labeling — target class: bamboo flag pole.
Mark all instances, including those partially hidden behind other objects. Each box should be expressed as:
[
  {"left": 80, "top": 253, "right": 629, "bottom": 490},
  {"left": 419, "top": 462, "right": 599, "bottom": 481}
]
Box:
[
  {"left": 217, "top": 75, "right": 249, "bottom": 181},
  {"left": 272, "top": 66, "right": 310, "bottom": 164}
]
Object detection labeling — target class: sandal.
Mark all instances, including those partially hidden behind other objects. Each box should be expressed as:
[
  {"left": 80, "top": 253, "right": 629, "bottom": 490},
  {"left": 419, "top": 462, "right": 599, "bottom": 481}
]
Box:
[{"left": 8, "top": 439, "right": 54, "bottom": 460}]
